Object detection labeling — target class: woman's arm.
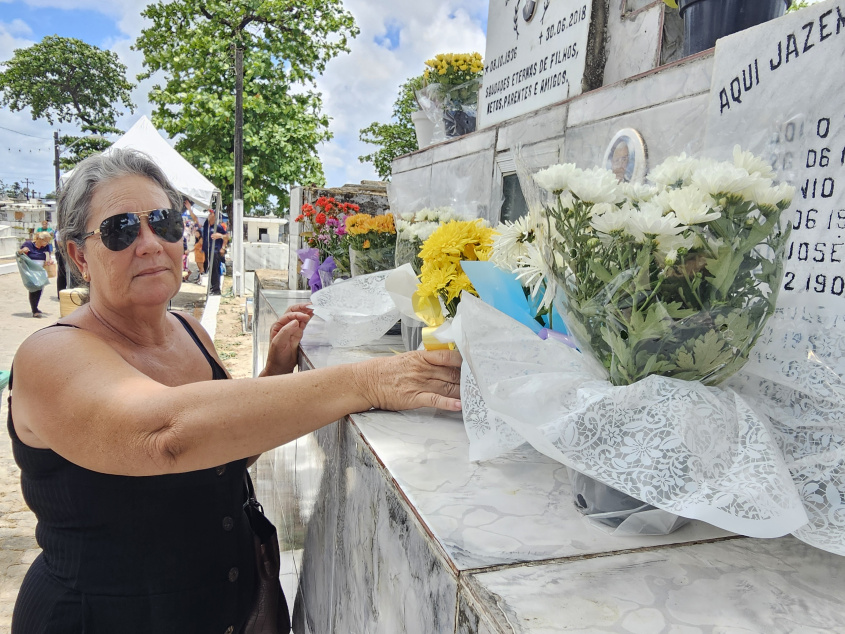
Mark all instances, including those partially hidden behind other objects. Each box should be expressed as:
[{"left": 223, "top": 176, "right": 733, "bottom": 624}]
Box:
[{"left": 11, "top": 325, "right": 460, "bottom": 477}]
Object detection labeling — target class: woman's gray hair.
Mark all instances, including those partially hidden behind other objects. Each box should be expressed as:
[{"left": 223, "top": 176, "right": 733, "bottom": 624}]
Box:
[{"left": 57, "top": 148, "right": 183, "bottom": 286}]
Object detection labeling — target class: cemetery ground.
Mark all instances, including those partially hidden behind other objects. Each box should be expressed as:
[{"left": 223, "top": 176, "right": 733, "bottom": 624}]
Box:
[{"left": 0, "top": 268, "right": 255, "bottom": 631}]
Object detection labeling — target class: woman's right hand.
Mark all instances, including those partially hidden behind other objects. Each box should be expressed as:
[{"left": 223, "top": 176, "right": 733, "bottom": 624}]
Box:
[
  {"left": 20, "top": 246, "right": 30, "bottom": 254},
  {"left": 352, "top": 349, "right": 462, "bottom": 412}
]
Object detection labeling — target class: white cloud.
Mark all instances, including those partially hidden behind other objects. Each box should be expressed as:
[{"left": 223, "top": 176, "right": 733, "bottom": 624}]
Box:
[{"left": 0, "top": 19, "right": 33, "bottom": 38}]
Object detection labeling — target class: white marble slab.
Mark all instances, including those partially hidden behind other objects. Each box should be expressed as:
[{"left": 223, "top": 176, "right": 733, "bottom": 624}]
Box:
[
  {"left": 462, "top": 536, "right": 845, "bottom": 633},
  {"left": 562, "top": 93, "right": 709, "bottom": 173},
  {"left": 496, "top": 107, "right": 569, "bottom": 152},
  {"left": 603, "top": 3, "right": 663, "bottom": 86},
  {"left": 351, "top": 407, "right": 732, "bottom": 571},
  {"left": 567, "top": 54, "right": 713, "bottom": 127}
]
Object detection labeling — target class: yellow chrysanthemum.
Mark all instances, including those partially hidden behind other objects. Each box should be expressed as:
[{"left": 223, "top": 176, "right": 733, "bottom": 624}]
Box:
[{"left": 417, "top": 219, "right": 497, "bottom": 317}]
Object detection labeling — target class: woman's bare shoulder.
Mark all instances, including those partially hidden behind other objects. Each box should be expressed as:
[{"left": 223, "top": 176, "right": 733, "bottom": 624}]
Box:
[
  {"left": 170, "top": 310, "right": 213, "bottom": 345},
  {"left": 14, "top": 316, "right": 130, "bottom": 379}
]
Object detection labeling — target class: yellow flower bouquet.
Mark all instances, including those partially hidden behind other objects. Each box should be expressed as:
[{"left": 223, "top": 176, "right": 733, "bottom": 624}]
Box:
[
  {"left": 417, "top": 52, "right": 484, "bottom": 140},
  {"left": 415, "top": 219, "right": 497, "bottom": 319},
  {"left": 344, "top": 213, "right": 397, "bottom": 276}
]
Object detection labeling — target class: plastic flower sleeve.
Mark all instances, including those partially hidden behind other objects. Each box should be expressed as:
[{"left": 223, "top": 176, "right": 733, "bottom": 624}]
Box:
[
  {"left": 456, "top": 293, "right": 810, "bottom": 540},
  {"left": 349, "top": 245, "right": 395, "bottom": 277},
  {"left": 415, "top": 77, "right": 482, "bottom": 144},
  {"left": 309, "top": 270, "right": 400, "bottom": 348}
]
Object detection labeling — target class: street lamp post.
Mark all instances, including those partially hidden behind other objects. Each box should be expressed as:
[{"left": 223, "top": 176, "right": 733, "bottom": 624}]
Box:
[{"left": 53, "top": 132, "right": 108, "bottom": 194}]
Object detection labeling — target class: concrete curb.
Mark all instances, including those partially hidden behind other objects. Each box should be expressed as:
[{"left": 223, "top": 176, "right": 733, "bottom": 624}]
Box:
[
  {"left": 0, "top": 262, "right": 17, "bottom": 276},
  {"left": 201, "top": 294, "right": 221, "bottom": 340}
]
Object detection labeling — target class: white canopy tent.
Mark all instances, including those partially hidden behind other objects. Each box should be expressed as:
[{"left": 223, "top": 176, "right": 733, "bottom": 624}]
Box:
[{"left": 61, "top": 116, "right": 221, "bottom": 211}]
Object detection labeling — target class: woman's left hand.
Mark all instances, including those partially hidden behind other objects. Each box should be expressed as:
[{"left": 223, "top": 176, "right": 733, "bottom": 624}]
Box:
[{"left": 260, "top": 303, "right": 314, "bottom": 376}]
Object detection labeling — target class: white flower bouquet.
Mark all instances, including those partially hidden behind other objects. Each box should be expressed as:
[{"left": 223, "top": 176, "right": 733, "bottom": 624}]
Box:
[
  {"left": 535, "top": 146, "right": 794, "bottom": 387},
  {"left": 394, "top": 207, "right": 458, "bottom": 274}
]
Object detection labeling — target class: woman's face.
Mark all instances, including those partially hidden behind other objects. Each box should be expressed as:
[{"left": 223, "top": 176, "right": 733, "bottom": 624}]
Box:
[
  {"left": 75, "top": 174, "right": 183, "bottom": 309},
  {"left": 34, "top": 236, "right": 50, "bottom": 248}
]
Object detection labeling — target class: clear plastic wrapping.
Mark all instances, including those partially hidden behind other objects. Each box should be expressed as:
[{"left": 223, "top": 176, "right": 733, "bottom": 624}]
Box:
[{"left": 416, "top": 77, "right": 482, "bottom": 144}]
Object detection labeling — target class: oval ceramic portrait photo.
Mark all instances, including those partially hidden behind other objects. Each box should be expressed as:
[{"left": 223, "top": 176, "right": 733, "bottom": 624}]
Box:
[{"left": 603, "top": 128, "right": 648, "bottom": 183}]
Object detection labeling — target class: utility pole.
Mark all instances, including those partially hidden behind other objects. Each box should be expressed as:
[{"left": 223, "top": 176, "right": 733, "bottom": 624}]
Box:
[
  {"left": 53, "top": 131, "right": 61, "bottom": 195},
  {"left": 233, "top": 45, "right": 245, "bottom": 297},
  {"left": 22, "top": 178, "right": 34, "bottom": 201}
]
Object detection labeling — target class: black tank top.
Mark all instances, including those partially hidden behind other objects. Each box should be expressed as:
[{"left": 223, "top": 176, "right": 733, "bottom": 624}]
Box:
[{"left": 8, "top": 315, "right": 256, "bottom": 633}]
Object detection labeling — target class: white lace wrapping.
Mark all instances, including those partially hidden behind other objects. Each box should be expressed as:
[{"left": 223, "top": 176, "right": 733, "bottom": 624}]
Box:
[{"left": 457, "top": 294, "right": 845, "bottom": 553}]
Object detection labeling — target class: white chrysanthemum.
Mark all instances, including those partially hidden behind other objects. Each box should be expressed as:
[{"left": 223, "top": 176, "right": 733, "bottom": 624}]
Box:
[
  {"left": 691, "top": 160, "right": 758, "bottom": 196},
  {"left": 733, "top": 145, "right": 776, "bottom": 180},
  {"left": 664, "top": 249, "right": 679, "bottom": 266},
  {"left": 400, "top": 212, "right": 416, "bottom": 222},
  {"left": 655, "top": 231, "right": 695, "bottom": 255},
  {"left": 395, "top": 218, "right": 413, "bottom": 239},
  {"left": 648, "top": 153, "right": 700, "bottom": 188},
  {"left": 590, "top": 206, "right": 631, "bottom": 235},
  {"left": 663, "top": 186, "right": 721, "bottom": 225},
  {"left": 431, "top": 207, "right": 457, "bottom": 222},
  {"left": 625, "top": 202, "right": 684, "bottom": 241},
  {"left": 620, "top": 181, "right": 659, "bottom": 202},
  {"left": 589, "top": 202, "right": 616, "bottom": 217},
  {"left": 515, "top": 243, "right": 555, "bottom": 310},
  {"left": 413, "top": 222, "right": 440, "bottom": 242},
  {"left": 492, "top": 216, "right": 536, "bottom": 271},
  {"left": 751, "top": 181, "right": 795, "bottom": 209},
  {"left": 569, "top": 167, "right": 622, "bottom": 204},
  {"left": 533, "top": 163, "right": 582, "bottom": 194}
]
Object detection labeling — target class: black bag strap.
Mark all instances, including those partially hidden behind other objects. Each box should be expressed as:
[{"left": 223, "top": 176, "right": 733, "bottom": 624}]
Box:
[{"left": 243, "top": 471, "right": 275, "bottom": 541}]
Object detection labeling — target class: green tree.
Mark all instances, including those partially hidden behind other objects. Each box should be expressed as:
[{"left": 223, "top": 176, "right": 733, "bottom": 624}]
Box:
[
  {"left": 787, "top": 0, "right": 812, "bottom": 12},
  {"left": 358, "top": 76, "right": 423, "bottom": 180},
  {"left": 0, "top": 36, "right": 134, "bottom": 167},
  {"left": 134, "top": 0, "right": 358, "bottom": 211}
]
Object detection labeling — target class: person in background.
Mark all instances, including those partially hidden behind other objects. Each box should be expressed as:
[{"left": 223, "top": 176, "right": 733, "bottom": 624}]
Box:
[
  {"left": 40, "top": 219, "right": 55, "bottom": 238},
  {"left": 187, "top": 205, "right": 228, "bottom": 296},
  {"left": 193, "top": 227, "right": 206, "bottom": 282},
  {"left": 182, "top": 218, "right": 191, "bottom": 280},
  {"left": 17, "top": 231, "right": 53, "bottom": 318}
]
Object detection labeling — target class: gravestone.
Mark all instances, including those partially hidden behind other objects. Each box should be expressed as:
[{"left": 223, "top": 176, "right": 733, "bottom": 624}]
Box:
[
  {"left": 704, "top": 0, "right": 845, "bottom": 312},
  {"left": 478, "top": 0, "right": 607, "bottom": 129}
]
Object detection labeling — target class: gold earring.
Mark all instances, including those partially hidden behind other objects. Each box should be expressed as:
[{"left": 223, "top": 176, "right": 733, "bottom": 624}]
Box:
[{"left": 83, "top": 271, "right": 89, "bottom": 282}]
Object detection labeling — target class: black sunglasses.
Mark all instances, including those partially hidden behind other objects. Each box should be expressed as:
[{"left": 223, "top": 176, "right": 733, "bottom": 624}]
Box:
[{"left": 83, "top": 209, "right": 184, "bottom": 252}]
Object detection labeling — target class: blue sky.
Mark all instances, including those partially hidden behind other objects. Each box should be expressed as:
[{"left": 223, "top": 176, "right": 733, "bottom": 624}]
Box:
[
  {"left": 1, "top": 2, "right": 118, "bottom": 45},
  {"left": 0, "top": 0, "right": 488, "bottom": 203}
]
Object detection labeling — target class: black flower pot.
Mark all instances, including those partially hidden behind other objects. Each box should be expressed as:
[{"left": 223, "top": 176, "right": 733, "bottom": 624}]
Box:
[
  {"left": 679, "top": 0, "right": 790, "bottom": 57},
  {"left": 444, "top": 109, "right": 477, "bottom": 138}
]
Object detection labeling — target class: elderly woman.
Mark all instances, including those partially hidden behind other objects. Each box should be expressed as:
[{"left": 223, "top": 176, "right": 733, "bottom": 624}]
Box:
[
  {"left": 9, "top": 150, "right": 461, "bottom": 633},
  {"left": 17, "top": 231, "right": 54, "bottom": 317}
]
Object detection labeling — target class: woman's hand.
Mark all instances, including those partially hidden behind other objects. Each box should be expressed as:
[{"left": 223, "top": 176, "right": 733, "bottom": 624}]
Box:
[
  {"left": 352, "top": 349, "right": 462, "bottom": 412},
  {"left": 19, "top": 246, "right": 30, "bottom": 254},
  {"left": 260, "top": 303, "right": 314, "bottom": 376}
]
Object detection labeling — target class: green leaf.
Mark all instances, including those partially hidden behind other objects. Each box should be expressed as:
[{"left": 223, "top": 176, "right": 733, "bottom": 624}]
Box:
[{"left": 671, "top": 330, "right": 736, "bottom": 380}]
